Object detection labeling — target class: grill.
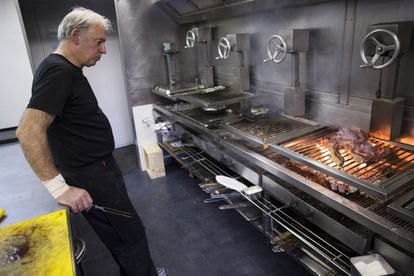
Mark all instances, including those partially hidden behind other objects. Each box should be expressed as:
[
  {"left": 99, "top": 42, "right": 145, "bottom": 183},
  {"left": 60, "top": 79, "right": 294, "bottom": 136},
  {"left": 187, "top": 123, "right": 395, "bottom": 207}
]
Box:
[
  {"left": 154, "top": 103, "right": 414, "bottom": 273},
  {"left": 271, "top": 128, "right": 414, "bottom": 199},
  {"left": 223, "top": 115, "right": 323, "bottom": 145},
  {"left": 222, "top": 119, "right": 414, "bottom": 199},
  {"left": 222, "top": 134, "right": 414, "bottom": 234}
]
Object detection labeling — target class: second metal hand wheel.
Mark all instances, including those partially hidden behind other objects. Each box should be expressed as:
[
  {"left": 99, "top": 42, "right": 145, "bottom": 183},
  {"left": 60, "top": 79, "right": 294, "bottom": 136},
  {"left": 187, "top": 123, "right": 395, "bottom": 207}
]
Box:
[
  {"left": 185, "top": 30, "right": 196, "bottom": 49},
  {"left": 360, "top": 29, "right": 400, "bottom": 70},
  {"left": 263, "top": 35, "right": 287, "bottom": 64},
  {"left": 216, "top": 37, "right": 231, "bottom": 60}
]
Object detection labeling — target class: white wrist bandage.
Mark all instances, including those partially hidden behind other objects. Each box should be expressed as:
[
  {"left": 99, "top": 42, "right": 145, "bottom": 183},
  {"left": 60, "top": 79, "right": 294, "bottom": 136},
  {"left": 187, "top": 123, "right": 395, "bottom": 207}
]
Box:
[{"left": 43, "top": 173, "right": 70, "bottom": 199}]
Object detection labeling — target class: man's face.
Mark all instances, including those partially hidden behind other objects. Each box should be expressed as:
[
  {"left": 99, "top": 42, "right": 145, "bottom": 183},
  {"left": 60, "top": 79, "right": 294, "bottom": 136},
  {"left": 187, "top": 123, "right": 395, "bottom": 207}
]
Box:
[{"left": 77, "top": 23, "right": 107, "bottom": 67}]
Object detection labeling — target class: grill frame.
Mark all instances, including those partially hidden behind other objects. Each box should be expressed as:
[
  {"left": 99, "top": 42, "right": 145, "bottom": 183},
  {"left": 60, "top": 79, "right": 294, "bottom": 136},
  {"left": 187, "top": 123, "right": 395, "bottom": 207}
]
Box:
[
  {"left": 271, "top": 127, "right": 414, "bottom": 200},
  {"left": 222, "top": 114, "right": 324, "bottom": 145},
  {"left": 153, "top": 103, "right": 414, "bottom": 255}
]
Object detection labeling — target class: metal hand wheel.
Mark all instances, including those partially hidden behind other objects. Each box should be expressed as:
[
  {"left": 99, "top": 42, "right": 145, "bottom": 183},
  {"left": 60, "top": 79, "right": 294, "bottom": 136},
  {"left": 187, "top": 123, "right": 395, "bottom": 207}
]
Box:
[
  {"left": 360, "top": 29, "right": 400, "bottom": 70},
  {"left": 263, "top": 35, "right": 287, "bottom": 63},
  {"left": 216, "top": 37, "right": 231, "bottom": 60},
  {"left": 184, "top": 30, "right": 196, "bottom": 49}
]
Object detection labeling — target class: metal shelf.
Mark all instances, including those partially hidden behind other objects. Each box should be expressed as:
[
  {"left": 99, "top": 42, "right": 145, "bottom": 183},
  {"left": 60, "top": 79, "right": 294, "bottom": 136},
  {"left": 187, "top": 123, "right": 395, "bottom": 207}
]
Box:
[
  {"left": 159, "top": 140, "right": 353, "bottom": 274},
  {"left": 240, "top": 195, "right": 354, "bottom": 275}
]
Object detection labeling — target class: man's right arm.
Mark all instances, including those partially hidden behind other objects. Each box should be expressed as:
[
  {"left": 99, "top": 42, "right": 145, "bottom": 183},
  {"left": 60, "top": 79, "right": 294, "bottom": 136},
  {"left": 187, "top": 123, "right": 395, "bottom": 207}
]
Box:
[{"left": 16, "top": 108, "right": 93, "bottom": 213}]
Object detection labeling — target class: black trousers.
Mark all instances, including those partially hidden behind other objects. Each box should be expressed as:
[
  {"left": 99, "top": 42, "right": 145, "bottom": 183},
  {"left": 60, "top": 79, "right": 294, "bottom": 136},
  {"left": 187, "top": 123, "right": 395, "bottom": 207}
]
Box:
[{"left": 61, "top": 155, "right": 156, "bottom": 276}]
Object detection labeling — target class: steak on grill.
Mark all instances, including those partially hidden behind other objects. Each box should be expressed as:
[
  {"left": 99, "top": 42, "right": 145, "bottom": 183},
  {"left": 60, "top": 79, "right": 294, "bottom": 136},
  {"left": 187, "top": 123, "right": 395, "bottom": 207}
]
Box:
[{"left": 319, "top": 128, "right": 386, "bottom": 167}]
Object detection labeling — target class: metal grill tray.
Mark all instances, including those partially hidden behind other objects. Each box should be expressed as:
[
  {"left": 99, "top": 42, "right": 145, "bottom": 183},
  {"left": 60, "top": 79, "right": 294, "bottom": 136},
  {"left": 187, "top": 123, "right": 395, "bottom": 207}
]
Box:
[
  {"left": 388, "top": 190, "right": 414, "bottom": 224},
  {"left": 153, "top": 82, "right": 205, "bottom": 97},
  {"left": 175, "top": 108, "right": 242, "bottom": 128},
  {"left": 222, "top": 114, "right": 324, "bottom": 146},
  {"left": 269, "top": 128, "right": 414, "bottom": 199},
  {"left": 176, "top": 90, "right": 253, "bottom": 108}
]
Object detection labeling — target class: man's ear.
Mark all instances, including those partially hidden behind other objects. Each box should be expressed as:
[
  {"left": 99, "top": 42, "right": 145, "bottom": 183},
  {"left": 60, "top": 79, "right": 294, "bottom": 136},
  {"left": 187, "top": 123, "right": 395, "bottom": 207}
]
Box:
[{"left": 69, "top": 28, "right": 81, "bottom": 44}]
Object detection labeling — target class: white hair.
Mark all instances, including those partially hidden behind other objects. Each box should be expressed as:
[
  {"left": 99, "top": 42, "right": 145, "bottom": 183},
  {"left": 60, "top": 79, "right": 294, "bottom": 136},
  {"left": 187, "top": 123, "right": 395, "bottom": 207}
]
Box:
[{"left": 57, "top": 7, "right": 112, "bottom": 41}]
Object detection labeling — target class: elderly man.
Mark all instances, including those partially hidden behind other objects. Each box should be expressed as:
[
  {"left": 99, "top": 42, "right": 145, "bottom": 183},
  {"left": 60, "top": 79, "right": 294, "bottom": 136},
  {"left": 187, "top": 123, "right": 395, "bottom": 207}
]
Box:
[{"left": 16, "top": 7, "right": 165, "bottom": 276}]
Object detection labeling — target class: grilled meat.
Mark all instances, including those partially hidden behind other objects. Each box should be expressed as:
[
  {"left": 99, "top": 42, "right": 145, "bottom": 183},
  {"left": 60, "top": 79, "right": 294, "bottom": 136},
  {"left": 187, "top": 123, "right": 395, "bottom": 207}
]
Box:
[
  {"left": 319, "top": 128, "right": 386, "bottom": 166},
  {"left": 272, "top": 153, "right": 358, "bottom": 194}
]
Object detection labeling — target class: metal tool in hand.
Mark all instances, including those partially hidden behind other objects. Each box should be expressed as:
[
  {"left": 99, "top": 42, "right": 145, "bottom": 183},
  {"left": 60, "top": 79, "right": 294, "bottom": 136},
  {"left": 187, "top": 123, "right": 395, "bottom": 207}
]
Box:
[{"left": 93, "top": 204, "right": 132, "bottom": 218}]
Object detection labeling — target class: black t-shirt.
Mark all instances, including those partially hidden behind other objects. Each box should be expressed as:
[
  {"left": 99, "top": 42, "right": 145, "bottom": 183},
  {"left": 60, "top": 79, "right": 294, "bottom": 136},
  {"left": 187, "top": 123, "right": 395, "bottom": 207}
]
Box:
[{"left": 28, "top": 54, "right": 114, "bottom": 168}]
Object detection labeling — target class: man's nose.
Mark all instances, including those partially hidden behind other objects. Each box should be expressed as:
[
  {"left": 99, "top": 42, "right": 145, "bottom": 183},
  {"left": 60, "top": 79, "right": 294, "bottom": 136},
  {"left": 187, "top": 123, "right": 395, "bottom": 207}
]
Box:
[{"left": 100, "top": 43, "right": 107, "bottom": 54}]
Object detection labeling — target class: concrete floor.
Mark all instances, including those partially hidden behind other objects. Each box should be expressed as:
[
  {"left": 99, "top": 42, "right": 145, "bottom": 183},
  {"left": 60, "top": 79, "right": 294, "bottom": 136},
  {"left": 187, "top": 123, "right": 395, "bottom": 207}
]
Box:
[{"left": 1, "top": 142, "right": 311, "bottom": 276}]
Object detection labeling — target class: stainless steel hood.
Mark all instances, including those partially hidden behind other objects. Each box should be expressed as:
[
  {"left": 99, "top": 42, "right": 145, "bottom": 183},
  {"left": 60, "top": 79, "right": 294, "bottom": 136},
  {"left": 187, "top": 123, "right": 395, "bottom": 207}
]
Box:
[{"left": 155, "top": 0, "right": 334, "bottom": 24}]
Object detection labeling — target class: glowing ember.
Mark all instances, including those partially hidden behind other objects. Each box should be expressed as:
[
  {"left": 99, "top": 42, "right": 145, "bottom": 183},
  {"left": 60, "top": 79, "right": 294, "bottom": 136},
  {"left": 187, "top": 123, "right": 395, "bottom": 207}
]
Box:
[{"left": 396, "top": 135, "right": 414, "bottom": 146}]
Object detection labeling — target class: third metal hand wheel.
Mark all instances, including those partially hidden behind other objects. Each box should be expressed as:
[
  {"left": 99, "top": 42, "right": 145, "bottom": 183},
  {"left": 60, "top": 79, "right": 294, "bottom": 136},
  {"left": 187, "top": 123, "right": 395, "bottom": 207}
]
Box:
[
  {"left": 185, "top": 30, "right": 196, "bottom": 49},
  {"left": 263, "top": 35, "right": 288, "bottom": 63},
  {"left": 360, "top": 29, "right": 400, "bottom": 70},
  {"left": 216, "top": 37, "right": 231, "bottom": 60}
]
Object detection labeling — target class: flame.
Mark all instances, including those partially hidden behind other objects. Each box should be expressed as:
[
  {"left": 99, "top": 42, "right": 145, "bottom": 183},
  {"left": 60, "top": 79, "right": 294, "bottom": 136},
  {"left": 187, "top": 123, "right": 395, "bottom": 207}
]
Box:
[{"left": 396, "top": 135, "right": 414, "bottom": 146}]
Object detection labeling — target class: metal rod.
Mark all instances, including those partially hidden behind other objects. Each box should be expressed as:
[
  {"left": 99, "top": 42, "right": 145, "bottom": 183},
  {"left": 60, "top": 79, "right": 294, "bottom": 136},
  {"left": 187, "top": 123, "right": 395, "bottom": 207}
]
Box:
[{"left": 250, "top": 197, "right": 351, "bottom": 274}]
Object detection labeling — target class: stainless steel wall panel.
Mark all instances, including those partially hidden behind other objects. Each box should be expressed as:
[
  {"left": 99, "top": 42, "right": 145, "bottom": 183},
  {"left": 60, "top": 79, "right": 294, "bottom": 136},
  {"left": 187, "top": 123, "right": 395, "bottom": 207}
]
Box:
[
  {"left": 116, "top": 0, "right": 196, "bottom": 106},
  {"left": 118, "top": 0, "right": 414, "bottom": 135}
]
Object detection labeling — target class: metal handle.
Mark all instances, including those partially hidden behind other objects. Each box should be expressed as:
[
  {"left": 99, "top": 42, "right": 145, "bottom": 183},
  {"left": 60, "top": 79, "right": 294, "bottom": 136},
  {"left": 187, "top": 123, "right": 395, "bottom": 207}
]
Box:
[
  {"left": 216, "top": 37, "right": 231, "bottom": 60},
  {"left": 184, "top": 30, "right": 196, "bottom": 49},
  {"left": 360, "top": 28, "right": 400, "bottom": 70},
  {"left": 263, "top": 35, "right": 288, "bottom": 64}
]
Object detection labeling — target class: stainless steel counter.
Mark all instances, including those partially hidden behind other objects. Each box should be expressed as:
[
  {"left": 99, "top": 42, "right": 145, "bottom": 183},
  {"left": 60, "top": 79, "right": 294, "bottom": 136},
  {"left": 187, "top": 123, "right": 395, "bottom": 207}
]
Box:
[{"left": 0, "top": 142, "right": 62, "bottom": 227}]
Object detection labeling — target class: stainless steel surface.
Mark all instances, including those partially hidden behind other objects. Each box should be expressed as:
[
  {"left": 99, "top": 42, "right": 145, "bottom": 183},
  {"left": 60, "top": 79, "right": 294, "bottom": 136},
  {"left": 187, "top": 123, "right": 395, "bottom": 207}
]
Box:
[
  {"left": 118, "top": 1, "right": 414, "bottom": 133},
  {"left": 216, "top": 37, "right": 231, "bottom": 60},
  {"left": 0, "top": 143, "right": 62, "bottom": 228},
  {"left": 164, "top": 51, "right": 179, "bottom": 85},
  {"left": 222, "top": 139, "right": 414, "bottom": 254},
  {"left": 388, "top": 190, "right": 414, "bottom": 224},
  {"left": 153, "top": 83, "right": 205, "bottom": 97},
  {"left": 373, "top": 236, "right": 414, "bottom": 276},
  {"left": 215, "top": 33, "right": 251, "bottom": 91},
  {"left": 187, "top": 130, "right": 261, "bottom": 185},
  {"left": 233, "top": 66, "right": 250, "bottom": 92},
  {"left": 263, "top": 35, "right": 287, "bottom": 63},
  {"left": 154, "top": 103, "right": 414, "bottom": 254},
  {"left": 238, "top": 194, "right": 353, "bottom": 275},
  {"left": 289, "top": 247, "right": 332, "bottom": 276},
  {"left": 278, "top": 29, "right": 310, "bottom": 53},
  {"left": 155, "top": 0, "right": 334, "bottom": 24},
  {"left": 283, "top": 86, "right": 305, "bottom": 117},
  {"left": 272, "top": 127, "right": 414, "bottom": 199},
  {"left": 263, "top": 174, "right": 373, "bottom": 254},
  {"left": 218, "top": 202, "right": 252, "bottom": 210},
  {"left": 370, "top": 97, "right": 405, "bottom": 140},
  {"left": 185, "top": 26, "right": 215, "bottom": 87},
  {"left": 176, "top": 90, "right": 253, "bottom": 108},
  {"left": 223, "top": 115, "right": 323, "bottom": 145},
  {"left": 359, "top": 29, "right": 401, "bottom": 70},
  {"left": 167, "top": 106, "right": 241, "bottom": 128}
]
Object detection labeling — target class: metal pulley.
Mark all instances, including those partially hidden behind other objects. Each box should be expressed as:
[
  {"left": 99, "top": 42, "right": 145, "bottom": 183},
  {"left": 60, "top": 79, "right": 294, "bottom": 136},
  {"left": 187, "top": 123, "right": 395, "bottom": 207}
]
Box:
[
  {"left": 263, "top": 35, "right": 288, "bottom": 63},
  {"left": 184, "top": 30, "right": 197, "bottom": 49},
  {"left": 360, "top": 29, "right": 400, "bottom": 70},
  {"left": 215, "top": 37, "right": 231, "bottom": 60}
]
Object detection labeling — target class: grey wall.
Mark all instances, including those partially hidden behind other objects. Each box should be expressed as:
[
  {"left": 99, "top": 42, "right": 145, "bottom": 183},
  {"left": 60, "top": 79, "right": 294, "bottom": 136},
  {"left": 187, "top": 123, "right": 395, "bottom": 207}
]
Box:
[
  {"left": 116, "top": 0, "right": 414, "bottom": 138},
  {"left": 0, "top": 0, "right": 33, "bottom": 129},
  {"left": 18, "top": 0, "right": 134, "bottom": 148}
]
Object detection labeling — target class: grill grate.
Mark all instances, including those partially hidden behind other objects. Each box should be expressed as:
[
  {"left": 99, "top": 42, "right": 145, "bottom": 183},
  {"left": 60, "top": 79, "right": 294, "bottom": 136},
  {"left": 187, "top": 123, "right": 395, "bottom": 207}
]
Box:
[
  {"left": 282, "top": 128, "right": 414, "bottom": 186},
  {"left": 231, "top": 118, "right": 309, "bottom": 142},
  {"left": 224, "top": 134, "right": 414, "bottom": 232},
  {"left": 223, "top": 115, "right": 323, "bottom": 145}
]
